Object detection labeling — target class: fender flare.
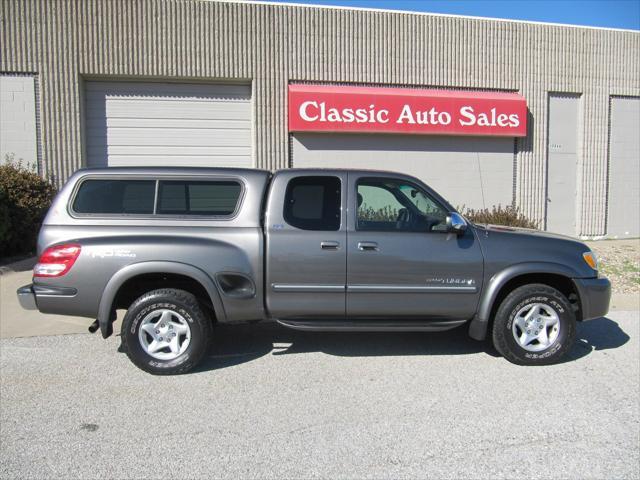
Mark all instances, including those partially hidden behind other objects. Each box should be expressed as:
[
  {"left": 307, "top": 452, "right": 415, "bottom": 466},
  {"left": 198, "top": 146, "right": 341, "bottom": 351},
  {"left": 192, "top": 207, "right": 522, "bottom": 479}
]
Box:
[
  {"left": 97, "top": 261, "right": 227, "bottom": 338},
  {"left": 468, "top": 261, "right": 581, "bottom": 340}
]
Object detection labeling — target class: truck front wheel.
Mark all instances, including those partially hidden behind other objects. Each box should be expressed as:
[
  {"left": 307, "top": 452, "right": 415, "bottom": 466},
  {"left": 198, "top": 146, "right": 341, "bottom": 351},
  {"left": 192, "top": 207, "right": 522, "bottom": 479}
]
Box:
[
  {"left": 121, "top": 289, "right": 212, "bottom": 375},
  {"left": 492, "top": 284, "right": 576, "bottom": 365}
]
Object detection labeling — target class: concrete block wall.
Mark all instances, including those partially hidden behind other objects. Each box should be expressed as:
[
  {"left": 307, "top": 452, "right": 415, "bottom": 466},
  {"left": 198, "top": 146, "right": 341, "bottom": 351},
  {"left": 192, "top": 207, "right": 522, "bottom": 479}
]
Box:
[{"left": 1, "top": 0, "right": 638, "bottom": 235}]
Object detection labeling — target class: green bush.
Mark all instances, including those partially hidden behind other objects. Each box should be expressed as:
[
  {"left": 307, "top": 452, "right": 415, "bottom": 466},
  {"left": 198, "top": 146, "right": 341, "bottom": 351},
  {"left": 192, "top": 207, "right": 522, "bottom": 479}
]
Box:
[
  {"left": 0, "top": 187, "right": 10, "bottom": 247},
  {"left": 358, "top": 204, "right": 399, "bottom": 222},
  {"left": 0, "top": 156, "right": 57, "bottom": 257},
  {"left": 459, "top": 204, "right": 539, "bottom": 229},
  {"left": 358, "top": 202, "right": 539, "bottom": 230}
]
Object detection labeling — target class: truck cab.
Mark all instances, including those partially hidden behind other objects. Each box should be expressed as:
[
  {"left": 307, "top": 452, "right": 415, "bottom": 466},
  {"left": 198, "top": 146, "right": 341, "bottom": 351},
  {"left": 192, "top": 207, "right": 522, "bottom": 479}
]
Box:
[{"left": 266, "top": 169, "right": 483, "bottom": 329}]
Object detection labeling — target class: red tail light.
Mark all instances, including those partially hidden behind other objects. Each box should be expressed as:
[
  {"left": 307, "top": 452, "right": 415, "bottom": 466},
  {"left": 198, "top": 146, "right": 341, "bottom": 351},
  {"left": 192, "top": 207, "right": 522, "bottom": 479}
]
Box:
[{"left": 34, "top": 244, "right": 82, "bottom": 277}]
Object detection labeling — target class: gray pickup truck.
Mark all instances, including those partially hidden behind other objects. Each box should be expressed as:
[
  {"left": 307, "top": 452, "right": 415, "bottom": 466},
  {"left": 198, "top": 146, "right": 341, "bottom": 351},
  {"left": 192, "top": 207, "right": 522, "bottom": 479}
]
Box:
[{"left": 17, "top": 167, "right": 610, "bottom": 374}]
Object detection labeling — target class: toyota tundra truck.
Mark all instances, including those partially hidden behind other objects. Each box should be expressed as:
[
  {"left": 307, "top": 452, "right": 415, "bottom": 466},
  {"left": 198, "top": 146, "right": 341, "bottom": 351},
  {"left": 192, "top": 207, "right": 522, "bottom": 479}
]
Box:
[{"left": 17, "top": 167, "right": 611, "bottom": 374}]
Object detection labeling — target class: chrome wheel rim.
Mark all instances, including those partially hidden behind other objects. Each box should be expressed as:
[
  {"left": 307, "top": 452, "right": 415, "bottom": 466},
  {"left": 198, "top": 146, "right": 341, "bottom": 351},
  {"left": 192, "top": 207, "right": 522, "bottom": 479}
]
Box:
[
  {"left": 512, "top": 303, "right": 561, "bottom": 352},
  {"left": 138, "top": 309, "right": 191, "bottom": 360}
]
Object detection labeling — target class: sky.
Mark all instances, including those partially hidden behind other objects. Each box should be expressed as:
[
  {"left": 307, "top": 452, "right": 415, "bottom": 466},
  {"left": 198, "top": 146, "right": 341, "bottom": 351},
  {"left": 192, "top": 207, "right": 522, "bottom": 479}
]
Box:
[{"left": 262, "top": 0, "right": 640, "bottom": 30}]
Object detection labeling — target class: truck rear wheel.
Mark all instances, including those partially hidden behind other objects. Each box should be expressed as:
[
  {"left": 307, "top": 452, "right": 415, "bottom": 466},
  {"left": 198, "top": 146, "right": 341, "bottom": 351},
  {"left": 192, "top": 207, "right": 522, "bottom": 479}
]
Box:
[
  {"left": 492, "top": 284, "right": 576, "bottom": 365},
  {"left": 121, "top": 288, "right": 212, "bottom": 375}
]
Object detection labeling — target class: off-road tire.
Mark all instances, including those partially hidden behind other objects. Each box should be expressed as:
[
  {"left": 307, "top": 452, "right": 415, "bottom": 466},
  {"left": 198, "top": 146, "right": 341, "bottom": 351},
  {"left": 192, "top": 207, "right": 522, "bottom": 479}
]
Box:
[
  {"left": 492, "top": 284, "right": 576, "bottom": 366},
  {"left": 121, "top": 288, "right": 213, "bottom": 375}
]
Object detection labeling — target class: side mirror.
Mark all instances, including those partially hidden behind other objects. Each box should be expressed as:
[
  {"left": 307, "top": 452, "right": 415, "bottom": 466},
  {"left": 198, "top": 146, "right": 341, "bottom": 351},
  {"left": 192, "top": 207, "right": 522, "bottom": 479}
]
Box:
[{"left": 446, "top": 212, "right": 468, "bottom": 234}]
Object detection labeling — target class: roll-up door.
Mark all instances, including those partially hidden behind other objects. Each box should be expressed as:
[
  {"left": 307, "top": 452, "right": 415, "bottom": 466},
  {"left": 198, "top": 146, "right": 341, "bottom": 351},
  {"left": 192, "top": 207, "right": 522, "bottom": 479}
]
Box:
[{"left": 85, "top": 81, "right": 252, "bottom": 168}]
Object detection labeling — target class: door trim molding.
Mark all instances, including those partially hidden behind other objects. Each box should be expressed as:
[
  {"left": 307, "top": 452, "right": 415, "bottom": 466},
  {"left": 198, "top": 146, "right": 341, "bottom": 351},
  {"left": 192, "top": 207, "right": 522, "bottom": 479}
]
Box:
[
  {"left": 347, "top": 284, "right": 477, "bottom": 293},
  {"left": 271, "top": 284, "right": 345, "bottom": 293}
]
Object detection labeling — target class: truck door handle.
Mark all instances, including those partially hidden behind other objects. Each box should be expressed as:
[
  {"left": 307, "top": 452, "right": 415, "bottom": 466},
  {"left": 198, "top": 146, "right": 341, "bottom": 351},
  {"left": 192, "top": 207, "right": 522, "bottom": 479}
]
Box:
[
  {"left": 358, "top": 241, "right": 379, "bottom": 251},
  {"left": 321, "top": 241, "right": 340, "bottom": 250}
]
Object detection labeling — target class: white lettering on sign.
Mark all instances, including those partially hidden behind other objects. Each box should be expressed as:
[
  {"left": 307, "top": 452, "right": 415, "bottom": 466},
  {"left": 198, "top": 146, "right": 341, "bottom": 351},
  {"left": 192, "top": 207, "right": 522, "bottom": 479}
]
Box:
[
  {"left": 459, "top": 106, "right": 520, "bottom": 128},
  {"left": 396, "top": 105, "right": 452, "bottom": 125},
  {"left": 299, "top": 101, "right": 391, "bottom": 124},
  {"left": 299, "top": 102, "right": 521, "bottom": 129},
  {"left": 299, "top": 101, "right": 318, "bottom": 121}
]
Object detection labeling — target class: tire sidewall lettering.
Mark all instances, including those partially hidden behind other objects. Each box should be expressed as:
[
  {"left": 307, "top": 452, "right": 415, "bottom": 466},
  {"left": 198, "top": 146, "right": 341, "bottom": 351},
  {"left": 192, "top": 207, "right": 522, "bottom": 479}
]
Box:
[
  {"left": 505, "top": 293, "right": 569, "bottom": 360},
  {"left": 128, "top": 300, "right": 197, "bottom": 370}
]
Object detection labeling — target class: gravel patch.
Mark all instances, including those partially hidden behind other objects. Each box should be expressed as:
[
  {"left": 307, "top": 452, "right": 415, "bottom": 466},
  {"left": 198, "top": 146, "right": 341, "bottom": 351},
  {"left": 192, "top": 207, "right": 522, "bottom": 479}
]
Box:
[{"left": 587, "top": 239, "right": 640, "bottom": 294}]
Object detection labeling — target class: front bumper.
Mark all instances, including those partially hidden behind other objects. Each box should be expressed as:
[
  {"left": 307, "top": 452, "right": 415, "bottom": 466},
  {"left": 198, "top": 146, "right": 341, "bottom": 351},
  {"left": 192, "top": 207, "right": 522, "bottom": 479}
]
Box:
[{"left": 573, "top": 276, "right": 611, "bottom": 321}]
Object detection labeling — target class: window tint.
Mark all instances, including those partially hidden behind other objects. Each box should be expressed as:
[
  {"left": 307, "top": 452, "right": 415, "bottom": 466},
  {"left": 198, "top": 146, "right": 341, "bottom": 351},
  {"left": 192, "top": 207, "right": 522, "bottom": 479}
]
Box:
[
  {"left": 157, "top": 181, "right": 241, "bottom": 216},
  {"left": 73, "top": 180, "right": 155, "bottom": 215},
  {"left": 357, "top": 178, "right": 447, "bottom": 232},
  {"left": 284, "top": 176, "right": 341, "bottom": 231}
]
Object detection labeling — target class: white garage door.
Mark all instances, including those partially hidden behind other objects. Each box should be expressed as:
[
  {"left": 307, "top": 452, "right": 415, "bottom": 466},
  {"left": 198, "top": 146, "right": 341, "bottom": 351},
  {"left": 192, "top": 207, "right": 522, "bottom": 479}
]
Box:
[
  {"left": 85, "top": 81, "right": 252, "bottom": 168},
  {"left": 292, "top": 133, "right": 515, "bottom": 211}
]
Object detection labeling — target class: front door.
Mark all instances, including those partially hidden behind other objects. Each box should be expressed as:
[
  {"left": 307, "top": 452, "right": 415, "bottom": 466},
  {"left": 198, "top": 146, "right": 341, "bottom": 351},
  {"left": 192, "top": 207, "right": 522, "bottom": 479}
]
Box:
[
  {"left": 265, "top": 171, "right": 347, "bottom": 319},
  {"left": 346, "top": 173, "right": 483, "bottom": 320},
  {"left": 546, "top": 93, "right": 580, "bottom": 236}
]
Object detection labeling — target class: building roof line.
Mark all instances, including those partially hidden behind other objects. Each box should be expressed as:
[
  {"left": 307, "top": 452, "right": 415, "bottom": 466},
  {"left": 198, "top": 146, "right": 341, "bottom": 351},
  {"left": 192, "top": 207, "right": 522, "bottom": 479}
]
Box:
[{"left": 213, "top": 0, "right": 640, "bottom": 34}]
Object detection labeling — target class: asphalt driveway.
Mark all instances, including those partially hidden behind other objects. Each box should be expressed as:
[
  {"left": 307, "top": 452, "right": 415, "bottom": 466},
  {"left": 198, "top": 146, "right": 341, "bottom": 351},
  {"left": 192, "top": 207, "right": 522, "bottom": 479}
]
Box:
[{"left": 1, "top": 312, "right": 638, "bottom": 479}]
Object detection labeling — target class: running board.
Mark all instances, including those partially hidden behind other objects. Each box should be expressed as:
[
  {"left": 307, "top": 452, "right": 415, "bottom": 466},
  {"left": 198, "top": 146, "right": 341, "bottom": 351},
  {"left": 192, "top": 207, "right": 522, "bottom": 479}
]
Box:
[{"left": 276, "top": 318, "right": 467, "bottom": 332}]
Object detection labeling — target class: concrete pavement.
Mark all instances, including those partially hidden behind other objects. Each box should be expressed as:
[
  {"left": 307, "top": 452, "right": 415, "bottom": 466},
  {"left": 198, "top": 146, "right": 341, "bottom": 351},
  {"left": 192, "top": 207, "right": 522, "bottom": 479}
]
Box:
[{"left": 1, "top": 312, "right": 638, "bottom": 479}]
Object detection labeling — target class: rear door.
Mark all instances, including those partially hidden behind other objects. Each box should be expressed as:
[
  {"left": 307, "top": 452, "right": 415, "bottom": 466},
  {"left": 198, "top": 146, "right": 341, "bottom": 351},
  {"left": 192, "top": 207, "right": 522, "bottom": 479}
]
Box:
[
  {"left": 346, "top": 172, "right": 483, "bottom": 320},
  {"left": 265, "top": 171, "right": 347, "bottom": 318}
]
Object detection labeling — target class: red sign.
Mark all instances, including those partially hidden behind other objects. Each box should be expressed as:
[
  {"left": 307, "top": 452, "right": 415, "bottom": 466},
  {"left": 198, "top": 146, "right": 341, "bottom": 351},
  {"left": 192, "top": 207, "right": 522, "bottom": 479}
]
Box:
[{"left": 288, "top": 84, "right": 527, "bottom": 137}]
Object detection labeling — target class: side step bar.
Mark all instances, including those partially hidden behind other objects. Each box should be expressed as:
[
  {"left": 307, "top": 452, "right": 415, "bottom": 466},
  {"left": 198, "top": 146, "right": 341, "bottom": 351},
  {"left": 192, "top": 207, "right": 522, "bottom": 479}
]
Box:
[{"left": 276, "top": 318, "right": 467, "bottom": 332}]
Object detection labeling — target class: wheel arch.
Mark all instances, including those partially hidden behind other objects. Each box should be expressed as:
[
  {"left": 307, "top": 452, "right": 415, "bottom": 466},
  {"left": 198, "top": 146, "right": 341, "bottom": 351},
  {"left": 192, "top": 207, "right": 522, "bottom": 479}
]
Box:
[
  {"left": 97, "top": 261, "right": 227, "bottom": 338},
  {"left": 469, "top": 262, "right": 583, "bottom": 340}
]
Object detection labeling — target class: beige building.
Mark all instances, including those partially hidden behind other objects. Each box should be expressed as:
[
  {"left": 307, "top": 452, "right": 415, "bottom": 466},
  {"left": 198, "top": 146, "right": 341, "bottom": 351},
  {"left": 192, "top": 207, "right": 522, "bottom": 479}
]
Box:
[{"left": 1, "top": 0, "right": 638, "bottom": 237}]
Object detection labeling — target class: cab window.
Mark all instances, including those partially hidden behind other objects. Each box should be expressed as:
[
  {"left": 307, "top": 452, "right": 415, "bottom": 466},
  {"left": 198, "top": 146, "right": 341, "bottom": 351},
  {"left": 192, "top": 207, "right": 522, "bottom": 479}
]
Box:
[
  {"left": 356, "top": 178, "right": 447, "bottom": 232},
  {"left": 284, "top": 176, "right": 341, "bottom": 231}
]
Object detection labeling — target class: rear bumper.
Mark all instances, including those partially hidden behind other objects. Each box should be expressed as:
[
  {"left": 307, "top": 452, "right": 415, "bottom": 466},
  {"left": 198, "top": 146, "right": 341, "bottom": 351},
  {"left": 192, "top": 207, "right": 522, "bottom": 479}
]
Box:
[
  {"left": 16, "top": 284, "right": 79, "bottom": 312},
  {"left": 573, "top": 276, "right": 611, "bottom": 321},
  {"left": 17, "top": 284, "right": 37, "bottom": 310}
]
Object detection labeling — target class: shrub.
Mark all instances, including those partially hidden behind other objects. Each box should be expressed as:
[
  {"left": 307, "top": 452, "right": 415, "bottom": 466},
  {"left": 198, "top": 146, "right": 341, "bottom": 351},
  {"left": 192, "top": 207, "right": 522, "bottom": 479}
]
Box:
[
  {"left": 0, "top": 187, "right": 10, "bottom": 247},
  {"left": 358, "top": 203, "right": 539, "bottom": 230},
  {"left": 358, "top": 204, "right": 398, "bottom": 222},
  {"left": 0, "top": 156, "right": 57, "bottom": 257},
  {"left": 459, "top": 204, "right": 539, "bottom": 229}
]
